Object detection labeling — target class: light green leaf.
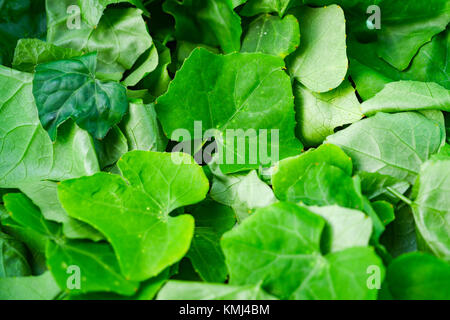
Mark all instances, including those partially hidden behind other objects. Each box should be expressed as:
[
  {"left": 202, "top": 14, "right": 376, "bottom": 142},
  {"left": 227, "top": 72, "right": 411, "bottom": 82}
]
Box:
[
  {"left": 222, "top": 202, "right": 384, "bottom": 299},
  {"left": 33, "top": 53, "right": 128, "bottom": 140},
  {"left": 358, "top": 171, "right": 410, "bottom": 203},
  {"left": 362, "top": 81, "right": 450, "bottom": 116},
  {"left": 47, "top": 2, "right": 152, "bottom": 81},
  {"left": 12, "top": 39, "right": 82, "bottom": 73},
  {"left": 156, "top": 48, "right": 302, "bottom": 173},
  {"left": 158, "top": 281, "right": 277, "bottom": 300},
  {"left": 0, "top": 271, "right": 61, "bottom": 300},
  {"left": 241, "top": 14, "right": 299, "bottom": 58},
  {"left": 0, "top": 231, "right": 31, "bottom": 278},
  {"left": 58, "top": 151, "right": 209, "bottom": 281},
  {"left": 411, "top": 159, "right": 450, "bottom": 262},
  {"left": 210, "top": 168, "right": 276, "bottom": 222},
  {"left": 306, "top": 205, "right": 372, "bottom": 253},
  {"left": 326, "top": 112, "right": 443, "bottom": 184},
  {"left": 120, "top": 101, "right": 168, "bottom": 152},
  {"left": 386, "top": 252, "right": 450, "bottom": 300},
  {"left": 122, "top": 45, "right": 159, "bottom": 87},
  {"left": 294, "top": 80, "right": 362, "bottom": 146},
  {"left": 287, "top": 5, "right": 348, "bottom": 93},
  {"left": 163, "top": 0, "right": 241, "bottom": 54}
]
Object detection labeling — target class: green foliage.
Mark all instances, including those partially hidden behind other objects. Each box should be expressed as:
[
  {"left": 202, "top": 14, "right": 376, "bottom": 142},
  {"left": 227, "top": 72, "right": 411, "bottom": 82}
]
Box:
[{"left": 0, "top": 0, "right": 448, "bottom": 301}]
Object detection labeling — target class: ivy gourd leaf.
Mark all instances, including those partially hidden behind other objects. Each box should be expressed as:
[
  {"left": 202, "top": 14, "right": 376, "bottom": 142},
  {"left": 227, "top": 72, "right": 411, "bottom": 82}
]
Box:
[
  {"left": 386, "top": 252, "right": 450, "bottom": 300},
  {"left": 362, "top": 81, "right": 450, "bottom": 116},
  {"left": 287, "top": 5, "right": 348, "bottom": 93},
  {"left": 221, "top": 202, "right": 384, "bottom": 299},
  {"left": 12, "top": 39, "right": 82, "bottom": 73},
  {"left": 0, "top": 231, "right": 31, "bottom": 278},
  {"left": 47, "top": 2, "right": 152, "bottom": 81},
  {"left": 186, "top": 200, "right": 236, "bottom": 283},
  {"left": 158, "top": 281, "right": 277, "bottom": 300},
  {"left": 94, "top": 126, "right": 128, "bottom": 170},
  {"left": 156, "top": 48, "right": 302, "bottom": 173},
  {"left": 241, "top": 14, "right": 300, "bottom": 58},
  {"left": 0, "top": 67, "right": 98, "bottom": 188},
  {"left": 33, "top": 53, "right": 128, "bottom": 140},
  {"left": 163, "top": 0, "right": 241, "bottom": 54},
  {"left": 240, "top": 0, "right": 297, "bottom": 17},
  {"left": 358, "top": 171, "right": 410, "bottom": 203},
  {"left": 120, "top": 101, "right": 168, "bottom": 152},
  {"left": 0, "top": 271, "right": 60, "bottom": 300},
  {"left": 294, "top": 80, "right": 362, "bottom": 146},
  {"left": 77, "top": 0, "right": 149, "bottom": 27},
  {"left": 326, "top": 112, "right": 443, "bottom": 184},
  {"left": 58, "top": 151, "right": 210, "bottom": 281},
  {"left": 410, "top": 159, "right": 450, "bottom": 262},
  {"left": 4, "top": 193, "right": 136, "bottom": 295},
  {"left": 306, "top": 205, "right": 372, "bottom": 254}
]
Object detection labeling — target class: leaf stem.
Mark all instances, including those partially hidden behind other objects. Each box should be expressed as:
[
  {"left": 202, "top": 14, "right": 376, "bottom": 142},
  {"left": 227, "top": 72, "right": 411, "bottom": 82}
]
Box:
[{"left": 387, "top": 187, "right": 412, "bottom": 205}]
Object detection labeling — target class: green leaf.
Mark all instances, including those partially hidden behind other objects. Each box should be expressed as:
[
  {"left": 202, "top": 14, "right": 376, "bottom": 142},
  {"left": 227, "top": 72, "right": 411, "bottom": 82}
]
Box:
[
  {"left": 158, "top": 281, "right": 278, "bottom": 300},
  {"left": 306, "top": 205, "right": 372, "bottom": 253},
  {"left": 386, "top": 252, "right": 450, "bottom": 300},
  {"left": 122, "top": 44, "right": 159, "bottom": 87},
  {"left": 186, "top": 200, "right": 235, "bottom": 282},
  {"left": 210, "top": 167, "right": 276, "bottom": 222},
  {"left": 0, "top": 231, "right": 31, "bottom": 278},
  {"left": 358, "top": 171, "right": 410, "bottom": 203},
  {"left": 46, "top": 240, "right": 139, "bottom": 295},
  {"left": 410, "top": 159, "right": 450, "bottom": 262},
  {"left": 47, "top": 2, "right": 152, "bottom": 81},
  {"left": 326, "top": 112, "right": 443, "bottom": 184},
  {"left": 287, "top": 5, "right": 348, "bottom": 93},
  {"left": 33, "top": 53, "right": 128, "bottom": 140},
  {"left": 241, "top": 14, "right": 299, "bottom": 58},
  {"left": 294, "top": 80, "right": 362, "bottom": 146},
  {"left": 240, "top": 0, "right": 297, "bottom": 17},
  {"left": 222, "top": 202, "right": 384, "bottom": 299},
  {"left": 156, "top": 48, "right": 302, "bottom": 173},
  {"left": 120, "top": 101, "right": 168, "bottom": 152},
  {"left": 0, "top": 271, "right": 61, "bottom": 300},
  {"left": 272, "top": 144, "right": 362, "bottom": 209},
  {"left": 12, "top": 39, "right": 82, "bottom": 73},
  {"left": 58, "top": 151, "right": 209, "bottom": 281},
  {"left": 77, "top": 0, "right": 149, "bottom": 27},
  {"left": 0, "top": 67, "right": 99, "bottom": 188},
  {"left": 163, "top": 0, "right": 241, "bottom": 54},
  {"left": 94, "top": 126, "right": 128, "bottom": 170},
  {"left": 362, "top": 81, "right": 450, "bottom": 116}
]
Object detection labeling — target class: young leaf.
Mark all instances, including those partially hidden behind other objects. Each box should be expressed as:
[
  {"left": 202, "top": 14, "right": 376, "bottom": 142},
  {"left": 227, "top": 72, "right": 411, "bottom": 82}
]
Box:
[
  {"left": 326, "top": 112, "right": 443, "bottom": 184},
  {"left": 362, "top": 81, "right": 450, "bottom": 116},
  {"left": 287, "top": 5, "right": 348, "bottom": 93},
  {"left": 58, "top": 151, "right": 210, "bottom": 281},
  {"left": 294, "top": 80, "right": 362, "bottom": 146},
  {"left": 410, "top": 159, "right": 450, "bottom": 262},
  {"left": 241, "top": 14, "right": 300, "bottom": 58},
  {"left": 222, "top": 202, "right": 384, "bottom": 299},
  {"left": 0, "top": 271, "right": 60, "bottom": 300},
  {"left": 33, "top": 53, "right": 128, "bottom": 140}
]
